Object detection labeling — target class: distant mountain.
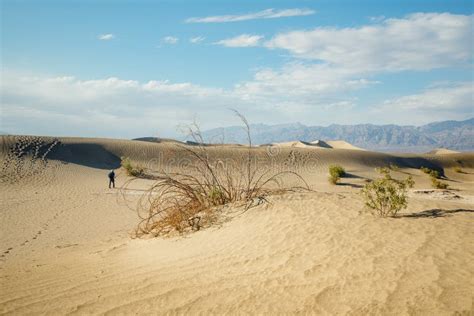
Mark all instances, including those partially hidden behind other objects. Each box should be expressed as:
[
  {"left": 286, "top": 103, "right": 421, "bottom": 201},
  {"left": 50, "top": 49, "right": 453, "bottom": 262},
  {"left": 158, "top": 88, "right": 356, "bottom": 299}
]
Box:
[{"left": 201, "top": 118, "right": 474, "bottom": 152}]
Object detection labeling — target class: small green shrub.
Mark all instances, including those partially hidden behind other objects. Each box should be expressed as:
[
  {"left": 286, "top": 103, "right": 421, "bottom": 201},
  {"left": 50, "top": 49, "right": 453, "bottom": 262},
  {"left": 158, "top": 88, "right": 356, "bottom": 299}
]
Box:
[
  {"left": 121, "top": 157, "right": 145, "bottom": 177},
  {"left": 208, "top": 186, "right": 226, "bottom": 205},
  {"left": 328, "top": 165, "right": 345, "bottom": 185},
  {"left": 429, "top": 170, "right": 440, "bottom": 179},
  {"left": 420, "top": 166, "right": 449, "bottom": 189},
  {"left": 431, "top": 177, "right": 449, "bottom": 189},
  {"left": 420, "top": 166, "right": 431, "bottom": 174},
  {"left": 420, "top": 167, "right": 440, "bottom": 179},
  {"left": 361, "top": 168, "right": 414, "bottom": 217},
  {"left": 454, "top": 166, "right": 463, "bottom": 173},
  {"left": 389, "top": 163, "right": 400, "bottom": 171},
  {"left": 375, "top": 167, "right": 390, "bottom": 174}
]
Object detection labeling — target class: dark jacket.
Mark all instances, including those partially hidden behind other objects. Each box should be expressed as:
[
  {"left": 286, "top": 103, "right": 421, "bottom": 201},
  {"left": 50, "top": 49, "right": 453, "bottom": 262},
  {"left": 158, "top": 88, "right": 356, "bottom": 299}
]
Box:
[{"left": 108, "top": 171, "right": 115, "bottom": 180}]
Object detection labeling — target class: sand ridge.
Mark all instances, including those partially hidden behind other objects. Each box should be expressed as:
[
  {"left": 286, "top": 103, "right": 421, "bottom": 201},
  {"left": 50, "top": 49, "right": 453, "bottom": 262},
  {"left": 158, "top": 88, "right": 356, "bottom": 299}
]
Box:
[{"left": 426, "top": 148, "right": 462, "bottom": 155}]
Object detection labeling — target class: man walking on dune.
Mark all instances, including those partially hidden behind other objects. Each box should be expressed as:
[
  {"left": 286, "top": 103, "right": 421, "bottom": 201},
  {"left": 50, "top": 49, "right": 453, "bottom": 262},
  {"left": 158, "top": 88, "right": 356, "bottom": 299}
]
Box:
[{"left": 108, "top": 170, "right": 115, "bottom": 188}]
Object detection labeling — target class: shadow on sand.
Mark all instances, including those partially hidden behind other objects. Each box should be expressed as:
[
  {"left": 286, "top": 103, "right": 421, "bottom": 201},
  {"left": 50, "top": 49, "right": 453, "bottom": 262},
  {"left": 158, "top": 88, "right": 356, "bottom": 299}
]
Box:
[
  {"left": 399, "top": 208, "right": 474, "bottom": 219},
  {"left": 338, "top": 182, "right": 364, "bottom": 189},
  {"left": 49, "top": 143, "right": 122, "bottom": 170}
]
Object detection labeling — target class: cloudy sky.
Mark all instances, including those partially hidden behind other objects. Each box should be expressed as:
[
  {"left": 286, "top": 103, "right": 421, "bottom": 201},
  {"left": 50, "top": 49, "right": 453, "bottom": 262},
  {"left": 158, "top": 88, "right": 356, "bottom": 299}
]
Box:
[{"left": 1, "top": 0, "right": 473, "bottom": 138}]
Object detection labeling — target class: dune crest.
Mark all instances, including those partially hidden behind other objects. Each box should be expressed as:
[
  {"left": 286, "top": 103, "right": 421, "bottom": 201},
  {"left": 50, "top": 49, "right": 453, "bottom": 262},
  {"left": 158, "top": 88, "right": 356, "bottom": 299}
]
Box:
[
  {"left": 427, "top": 148, "right": 461, "bottom": 155},
  {"left": 269, "top": 139, "right": 363, "bottom": 150},
  {"left": 325, "top": 140, "right": 365, "bottom": 150}
]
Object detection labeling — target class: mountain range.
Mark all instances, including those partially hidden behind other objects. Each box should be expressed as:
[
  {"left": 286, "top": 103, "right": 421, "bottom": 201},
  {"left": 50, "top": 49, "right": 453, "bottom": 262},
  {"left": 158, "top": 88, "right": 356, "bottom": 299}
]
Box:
[{"left": 200, "top": 118, "right": 474, "bottom": 152}]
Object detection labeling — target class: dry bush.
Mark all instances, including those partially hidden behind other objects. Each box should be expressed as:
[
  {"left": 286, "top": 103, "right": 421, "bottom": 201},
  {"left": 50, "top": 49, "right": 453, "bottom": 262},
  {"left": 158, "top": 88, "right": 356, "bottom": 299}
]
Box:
[
  {"left": 328, "top": 164, "right": 345, "bottom": 185},
  {"left": 129, "top": 111, "right": 310, "bottom": 237},
  {"left": 454, "top": 166, "right": 463, "bottom": 173},
  {"left": 361, "top": 168, "right": 414, "bottom": 217}
]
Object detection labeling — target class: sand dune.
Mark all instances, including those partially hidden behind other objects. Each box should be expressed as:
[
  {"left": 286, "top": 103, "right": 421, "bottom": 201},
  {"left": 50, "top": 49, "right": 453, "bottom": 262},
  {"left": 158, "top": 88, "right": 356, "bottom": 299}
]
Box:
[
  {"left": 310, "top": 140, "right": 333, "bottom": 148},
  {"left": 1, "top": 135, "right": 473, "bottom": 314},
  {"left": 427, "top": 148, "right": 461, "bottom": 155},
  {"left": 268, "top": 139, "right": 365, "bottom": 151},
  {"left": 326, "top": 140, "right": 365, "bottom": 151}
]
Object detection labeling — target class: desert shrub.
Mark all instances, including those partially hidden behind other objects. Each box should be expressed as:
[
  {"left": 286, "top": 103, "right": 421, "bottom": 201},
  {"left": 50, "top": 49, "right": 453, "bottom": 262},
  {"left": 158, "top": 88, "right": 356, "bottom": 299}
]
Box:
[
  {"left": 375, "top": 166, "right": 390, "bottom": 174},
  {"left": 129, "top": 111, "right": 309, "bottom": 237},
  {"left": 121, "top": 157, "right": 145, "bottom": 177},
  {"left": 454, "top": 166, "right": 463, "bottom": 173},
  {"left": 429, "top": 170, "right": 440, "bottom": 179},
  {"left": 420, "top": 167, "right": 440, "bottom": 179},
  {"left": 328, "top": 165, "right": 345, "bottom": 185},
  {"left": 431, "top": 177, "right": 449, "bottom": 189},
  {"left": 420, "top": 166, "right": 449, "bottom": 189},
  {"left": 420, "top": 166, "right": 431, "bottom": 174},
  {"left": 389, "top": 163, "right": 400, "bottom": 171},
  {"left": 361, "top": 168, "right": 414, "bottom": 217}
]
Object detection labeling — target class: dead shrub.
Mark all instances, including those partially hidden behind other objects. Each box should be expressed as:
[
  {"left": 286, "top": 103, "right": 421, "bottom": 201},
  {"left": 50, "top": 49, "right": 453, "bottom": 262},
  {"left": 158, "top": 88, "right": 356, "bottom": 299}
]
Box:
[{"left": 128, "top": 111, "right": 310, "bottom": 237}]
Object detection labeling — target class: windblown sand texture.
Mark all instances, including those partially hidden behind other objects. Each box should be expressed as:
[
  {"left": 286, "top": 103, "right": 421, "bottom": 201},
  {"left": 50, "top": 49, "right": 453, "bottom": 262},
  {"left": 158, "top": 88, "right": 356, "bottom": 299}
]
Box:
[{"left": 1, "top": 135, "right": 473, "bottom": 315}]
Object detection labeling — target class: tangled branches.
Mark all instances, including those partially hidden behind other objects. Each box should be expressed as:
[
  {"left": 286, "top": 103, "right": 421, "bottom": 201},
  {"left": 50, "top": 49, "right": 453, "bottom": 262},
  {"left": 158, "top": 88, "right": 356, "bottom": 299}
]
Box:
[{"left": 127, "top": 111, "right": 309, "bottom": 237}]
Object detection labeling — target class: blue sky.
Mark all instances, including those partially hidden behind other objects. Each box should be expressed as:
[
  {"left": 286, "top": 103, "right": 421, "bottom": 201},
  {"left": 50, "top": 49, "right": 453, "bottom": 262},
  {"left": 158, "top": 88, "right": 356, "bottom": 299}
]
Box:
[{"left": 1, "top": 0, "right": 473, "bottom": 138}]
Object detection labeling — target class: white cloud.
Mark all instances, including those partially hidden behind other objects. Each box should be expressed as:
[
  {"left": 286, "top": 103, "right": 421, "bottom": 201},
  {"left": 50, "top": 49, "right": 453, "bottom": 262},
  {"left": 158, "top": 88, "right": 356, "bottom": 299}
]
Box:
[
  {"left": 2, "top": 13, "right": 472, "bottom": 136},
  {"left": 265, "top": 13, "right": 473, "bottom": 72},
  {"left": 185, "top": 8, "right": 315, "bottom": 23},
  {"left": 163, "top": 36, "right": 179, "bottom": 44},
  {"left": 190, "top": 36, "right": 205, "bottom": 44},
  {"left": 2, "top": 70, "right": 471, "bottom": 137},
  {"left": 233, "top": 62, "right": 378, "bottom": 112},
  {"left": 215, "top": 34, "right": 263, "bottom": 47},
  {"left": 0, "top": 71, "right": 233, "bottom": 138},
  {"left": 98, "top": 34, "right": 115, "bottom": 41},
  {"left": 381, "top": 82, "right": 473, "bottom": 112},
  {"left": 364, "top": 82, "right": 474, "bottom": 124},
  {"left": 369, "top": 15, "right": 385, "bottom": 23}
]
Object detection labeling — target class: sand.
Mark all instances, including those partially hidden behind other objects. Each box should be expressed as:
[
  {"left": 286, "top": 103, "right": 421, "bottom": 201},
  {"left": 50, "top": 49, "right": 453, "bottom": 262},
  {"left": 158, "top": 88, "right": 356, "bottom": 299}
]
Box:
[
  {"left": 1, "top": 135, "right": 473, "bottom": 315},
  {"left": 427, "top": 148, "right": 462, "bottom": 155},
  {"left": 325, "top": 140, "right": 365, "bottom": 151},
  {"left": 269, "top": 139, "right": 365, "bottom": 151}
]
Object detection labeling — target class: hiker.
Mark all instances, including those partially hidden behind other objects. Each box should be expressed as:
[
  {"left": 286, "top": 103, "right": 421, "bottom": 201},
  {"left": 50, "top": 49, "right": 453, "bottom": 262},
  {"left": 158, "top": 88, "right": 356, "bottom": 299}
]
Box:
[{"left": 108, "top": 170, "right": 115, "bottom": 188}]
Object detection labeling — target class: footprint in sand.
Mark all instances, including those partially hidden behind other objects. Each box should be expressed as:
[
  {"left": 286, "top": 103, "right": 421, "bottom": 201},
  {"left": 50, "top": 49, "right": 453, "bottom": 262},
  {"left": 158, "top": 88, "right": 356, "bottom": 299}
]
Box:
[{"left": 1, "top": 247, "right": 13, "bottom": 258}]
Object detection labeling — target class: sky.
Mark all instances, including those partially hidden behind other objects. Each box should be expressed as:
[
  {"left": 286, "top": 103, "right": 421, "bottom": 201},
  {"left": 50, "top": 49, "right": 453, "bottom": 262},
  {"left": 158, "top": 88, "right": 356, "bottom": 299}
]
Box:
[{"left": 1, "top": 0, "right": 473, "bottom": 139}]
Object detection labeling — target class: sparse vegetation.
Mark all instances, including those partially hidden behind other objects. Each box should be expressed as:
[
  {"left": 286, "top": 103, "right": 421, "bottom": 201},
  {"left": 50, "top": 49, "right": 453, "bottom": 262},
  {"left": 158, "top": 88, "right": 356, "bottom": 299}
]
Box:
[
  {"left": 121, "top": 157, "right": 145, "bottom": 177},
  {"left": 129, "top": 111, "right": 309, "bottom": 237},
  {"left": 420, "top": 166, "right": 429, "bottom": 174},
  {"left": 388, "top": 163, "right": 400, "bottom": 171},
  {"left": 429, "top": 170, "right": 440, "bottom": 179},
  {"left": 361, "top": 168, "right": 414, "bottom": 217},
  {"left": 431, "top": 177, "right": 449, "bottom": 189},
  {"left": 328, "top": 164, "right": 345, "bottom": 185},
  {"left": 420, "top": 166, "right": 440, "bottom": 179},
  {"left": 420, "top": 166, "right": 450, "bottom": 189},
  {"left": 454, "top": 166, "right": 463, "bottom": 173}
]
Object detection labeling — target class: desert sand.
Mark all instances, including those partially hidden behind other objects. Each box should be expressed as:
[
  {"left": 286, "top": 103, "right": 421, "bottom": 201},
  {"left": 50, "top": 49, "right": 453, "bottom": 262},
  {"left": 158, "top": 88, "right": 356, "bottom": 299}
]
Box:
[
  {"left": 1, "top": 135, "right": 473, "bottom": 315},
  {"left": 427, "top": 148, "right": 462, "bottom": 155}
]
